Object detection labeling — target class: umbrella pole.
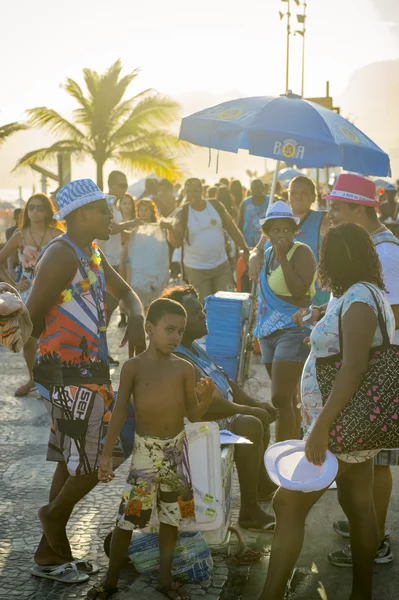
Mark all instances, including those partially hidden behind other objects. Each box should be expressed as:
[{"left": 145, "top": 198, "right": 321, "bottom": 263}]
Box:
[{"left": 269, "top": 160, "right": 281, "bottom": 204}]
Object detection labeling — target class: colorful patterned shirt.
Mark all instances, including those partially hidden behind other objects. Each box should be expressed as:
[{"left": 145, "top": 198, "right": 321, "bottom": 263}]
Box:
[{"left": 33, "top": 235, "right": 110, "bottom": 385}]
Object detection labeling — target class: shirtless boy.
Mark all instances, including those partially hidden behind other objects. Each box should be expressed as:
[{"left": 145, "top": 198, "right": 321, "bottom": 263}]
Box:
[{"left": 87, "top": 298, "right": 215, "bottom": 600}]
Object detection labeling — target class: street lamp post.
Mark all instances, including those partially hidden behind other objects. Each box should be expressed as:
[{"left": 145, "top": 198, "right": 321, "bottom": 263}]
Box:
[
  {"left": 295, "top": 1, "right": 307, "bottom": 97},
  {"left": 280, "top": 0, "right": 300, "bottom": 94},
  {"left": 285, "top": 0, "right": 291, "bottom": 93}
]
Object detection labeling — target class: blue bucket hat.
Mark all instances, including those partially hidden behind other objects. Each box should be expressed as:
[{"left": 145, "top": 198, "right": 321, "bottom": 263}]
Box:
[{"left": 55, "top": 178, "right": 115, "bottom": 220}]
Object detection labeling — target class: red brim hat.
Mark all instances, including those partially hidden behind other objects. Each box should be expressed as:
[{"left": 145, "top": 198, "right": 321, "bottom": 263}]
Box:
[{"left": 325, "top": 173, "right": 380, "bottom": 208}]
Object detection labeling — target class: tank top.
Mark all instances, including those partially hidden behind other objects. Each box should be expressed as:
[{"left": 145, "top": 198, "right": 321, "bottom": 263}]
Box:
[
  {"left": 265, "top": 209, "right": 328, "bottom": 305},
  {"left": 33, "top": 235, "right": 110, "bottom": 385},
  {"left": 267, "top": 242, "right": 316, "bottom": 298},
  {"left": 183, "top": 203, "right": 227, "bottom": 269}
]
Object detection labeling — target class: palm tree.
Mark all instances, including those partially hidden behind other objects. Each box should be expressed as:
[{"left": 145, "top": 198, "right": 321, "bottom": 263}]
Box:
[
  {"left": 15, "top": 60, "right": 185, "bottom": 189},
  {"left": 0, "top": 122, "right": 27, "bottom": 147}
]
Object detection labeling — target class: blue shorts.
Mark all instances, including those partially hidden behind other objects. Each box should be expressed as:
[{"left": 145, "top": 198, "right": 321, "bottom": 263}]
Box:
[{"left": 259, "top": 327, "right": 310, "bottom": 364}]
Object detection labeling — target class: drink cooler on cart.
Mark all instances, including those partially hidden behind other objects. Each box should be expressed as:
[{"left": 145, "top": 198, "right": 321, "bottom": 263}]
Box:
[
  {"left": 236, "top": 252, "right": 261, "bottom": 355},
  {"left": 205, "top": 290, "right": 257, "bottom": 385}
]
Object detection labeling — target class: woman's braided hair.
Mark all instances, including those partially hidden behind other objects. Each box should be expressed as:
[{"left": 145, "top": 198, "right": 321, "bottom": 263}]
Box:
[{"left": 318, "top": 222, "right": 386, "bottom": 298}]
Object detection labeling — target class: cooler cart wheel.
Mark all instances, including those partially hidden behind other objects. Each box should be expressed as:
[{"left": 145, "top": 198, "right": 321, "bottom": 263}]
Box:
[{"left": 237, "top": 281, "right": 257, "bottom": 386}]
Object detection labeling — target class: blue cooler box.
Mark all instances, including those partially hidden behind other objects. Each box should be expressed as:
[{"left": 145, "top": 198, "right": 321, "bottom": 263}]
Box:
[{"left": 205, "top": 292, "right": 251, "bottom": 380}]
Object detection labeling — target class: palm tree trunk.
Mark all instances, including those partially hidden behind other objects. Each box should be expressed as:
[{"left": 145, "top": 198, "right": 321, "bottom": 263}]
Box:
[{"left": 96, "top": 161, "right": 104, "bottom": 190}]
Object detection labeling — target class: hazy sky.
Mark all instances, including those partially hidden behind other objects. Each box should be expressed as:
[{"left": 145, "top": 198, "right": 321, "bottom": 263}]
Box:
[{"left": 1, "top": 0, "right": 398, "bottom": 189}]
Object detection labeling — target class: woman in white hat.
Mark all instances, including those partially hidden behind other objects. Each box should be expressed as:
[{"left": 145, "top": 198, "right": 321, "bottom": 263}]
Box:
[
  {"left": 260, "top": 223, "right": 395, "bottom": 600},
  {"left": 254, "top": 200, "right": 316, "bottom": 442}
]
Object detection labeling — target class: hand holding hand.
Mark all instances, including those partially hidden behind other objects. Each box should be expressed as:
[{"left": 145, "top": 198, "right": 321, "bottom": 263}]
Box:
[{"left": 98, "top": 456, "right": 115, "bottom": 483}]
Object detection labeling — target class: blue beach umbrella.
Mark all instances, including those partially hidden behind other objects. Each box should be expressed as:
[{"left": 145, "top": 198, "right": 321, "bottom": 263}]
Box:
[
  {"left": 373, "top": 178, "right": 396, "bottom": 191},
  {"left": 278, "top": 167, "right": 304, "bottom": 181},
  {"left": 179, "top": 93, "right": 391, "bottom": 178}
]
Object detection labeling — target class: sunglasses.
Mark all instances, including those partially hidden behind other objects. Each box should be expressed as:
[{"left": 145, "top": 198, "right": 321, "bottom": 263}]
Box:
[
  {"left": 85, "top": 203, "right": 112, "bottom": 216},
  {"left": 27, "top": 204, "right": 45, "bottom": 211}
]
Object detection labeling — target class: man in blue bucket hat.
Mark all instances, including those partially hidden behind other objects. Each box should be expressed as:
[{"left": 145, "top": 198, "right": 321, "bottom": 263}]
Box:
[{"left": 26, "top": 178, "right": 145, "bottom": 584}]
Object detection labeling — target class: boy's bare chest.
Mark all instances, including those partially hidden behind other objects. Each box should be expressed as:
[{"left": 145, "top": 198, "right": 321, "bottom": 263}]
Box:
[{"left": 134, "top": 363, "right": 183, "bottom": 395}]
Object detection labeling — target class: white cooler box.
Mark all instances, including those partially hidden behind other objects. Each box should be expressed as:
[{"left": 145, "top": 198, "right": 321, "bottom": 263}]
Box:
[{"left": 183, "top": 422, "right": 234, "bottom": 548}]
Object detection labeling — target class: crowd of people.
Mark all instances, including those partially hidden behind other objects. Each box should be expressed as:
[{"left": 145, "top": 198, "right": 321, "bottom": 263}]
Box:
[{"left": 1, "top": 169, "right": 399, "bottom": 600}]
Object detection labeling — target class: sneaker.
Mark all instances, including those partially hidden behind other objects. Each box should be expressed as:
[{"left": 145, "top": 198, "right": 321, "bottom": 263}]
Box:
[
  {"left": 108, "top": 355, "right": 120, "bottom": 366},
  {"left": 333, "top": 520, "right": 390, "bottom": 539},
  {"left": 328, "top": 537, "right": 393, "bottom": 567},
  {"left": 333, "top": 520, "right": 351, "bottom": 538}
]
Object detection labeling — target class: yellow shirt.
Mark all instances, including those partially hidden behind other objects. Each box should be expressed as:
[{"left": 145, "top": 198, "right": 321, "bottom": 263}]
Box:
[{"left": 267, "top": 242, "right": 316, "bottom": 298}]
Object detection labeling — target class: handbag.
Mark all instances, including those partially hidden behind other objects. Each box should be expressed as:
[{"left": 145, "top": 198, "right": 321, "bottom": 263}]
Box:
[{"left": 315, "top": 284, "right": 399, "bottom": 454}]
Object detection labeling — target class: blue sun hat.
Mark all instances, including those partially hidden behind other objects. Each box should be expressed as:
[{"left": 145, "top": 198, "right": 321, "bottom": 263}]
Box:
[
  {"left": 54, "top": 179, "right": 115, "bottom": 220},
  {"left": 259, "top": 200, "right": 300, "bottom": 228}
]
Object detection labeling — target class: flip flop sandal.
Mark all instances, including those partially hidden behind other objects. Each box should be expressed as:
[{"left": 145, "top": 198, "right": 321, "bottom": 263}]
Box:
[
  {"left": 229, "top": 526, "right": 264, "bottom": 565},
  {"left": 239, "top": 519, "right": 276, "bottom": 533},
  {"left": 86, "top": 584, "right": 119, "bottom": 599},
  {"left": 157, "top": 581, "right": 191, "bottom": 599},
  {"left": 71, "top": 559, "right": 100, "bottom": 575},
  {"left": 30, "top": 562, "right": 89, "bottom": 584},
  {"left": 233, "top": 546, "right": 264, "bottom": 564},
  {"left": 15, "top": 383, "right": 36, "bottom": 397}
]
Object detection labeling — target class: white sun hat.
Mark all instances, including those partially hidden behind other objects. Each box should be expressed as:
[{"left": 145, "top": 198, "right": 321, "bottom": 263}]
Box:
[
  {"left": 54, "top": 178, "right": 115, "bottom": 220},
  {"left": 259, "top": 199, "right": 300, "bottom": 228},
  {"left": 264, "top": 440, "right": 338, "bottom": 493}
]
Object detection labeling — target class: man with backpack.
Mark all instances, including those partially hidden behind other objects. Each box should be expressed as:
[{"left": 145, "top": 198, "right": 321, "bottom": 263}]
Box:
[{"left": 167, "top": 178, "right": 249, "bottom": 302}]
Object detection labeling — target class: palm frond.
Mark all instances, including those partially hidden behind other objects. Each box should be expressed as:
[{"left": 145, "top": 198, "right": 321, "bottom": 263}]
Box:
[
  {"left": 115, "top": 130, "right": 189, "bottom": 154},
  {"left": 0, "top": 121, "right": 28, "bottom": 145},
  {"left": 14, "top": 140, "right": 87, "bottom": 170},
  {"left": 26, "top": 107, "right": 85, "bottom": 140},
  {"left": 117, "top": 147, "right": 185, "bottom": 180},
  {"left": 108, "top": 96, "right": 181, "bottom": 145},
  {"left": 63, "top": 78, "right": 91, "bottom": 111}
]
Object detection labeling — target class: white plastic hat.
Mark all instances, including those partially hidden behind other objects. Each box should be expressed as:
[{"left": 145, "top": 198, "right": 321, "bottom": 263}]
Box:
[
  {"left": 259, "top": 200, "right": 300, "bottom": 228},
  {"left": 264, "top": 440, "right": 338, "bottom": 493}
]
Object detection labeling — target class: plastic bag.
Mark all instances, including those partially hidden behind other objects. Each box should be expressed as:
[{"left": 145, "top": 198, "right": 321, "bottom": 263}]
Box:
[
  {"left": 128, "top": 531, "right": 213, "bottom": 583},
  {"left": 128, "top": 224, "right": 169, "bottom": 295}
]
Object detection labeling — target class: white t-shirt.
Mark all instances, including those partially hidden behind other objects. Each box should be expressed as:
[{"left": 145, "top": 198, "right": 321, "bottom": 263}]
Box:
[
  {"left": 97, "top": 206, "right": 122, "bottom": 267},
  {"left": 183, "top": 203, "right": 227, "bottom": 270},
  {"left": 328, "top": 240, "right": 399, "bottom": 343}
]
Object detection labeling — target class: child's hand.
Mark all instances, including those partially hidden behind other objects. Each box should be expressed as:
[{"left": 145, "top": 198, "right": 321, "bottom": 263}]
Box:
[
  {"left": 98, "top": 456, "right": 115, "bottom": 483},
  {"left": 196, "top": 377, "right": 215, "bottom": 408}
]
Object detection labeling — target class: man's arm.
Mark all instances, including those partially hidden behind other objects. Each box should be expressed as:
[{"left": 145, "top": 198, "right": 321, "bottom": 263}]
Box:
[
  {"left": 109, "top": 219, "right": 143, "bottom": 235},
  {"left": 237, "top": 202, "right": 245, "bottom": 233},
  {"left": 99, "top": 249, "right": 145, "bottom": 356},
  {"left": 248, "top": 234, "right": 266, "bottom": 280},
  {"left": 166, "top": 207, "right": 185, "bottom": 248},
  {"left": 228, "top": 378, "right": 277, "bottom": 420},
  {"left": 26, "top": 242, "right": 77, "bottom": 339}
]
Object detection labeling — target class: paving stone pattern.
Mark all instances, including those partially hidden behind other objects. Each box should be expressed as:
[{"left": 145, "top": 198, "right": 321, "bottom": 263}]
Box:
[{"left": 0, "top": 318, "right": 272, "bottom": 600}]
